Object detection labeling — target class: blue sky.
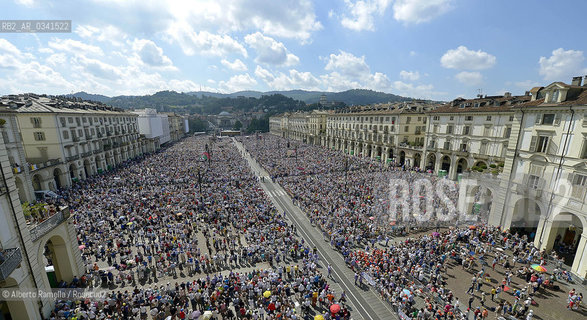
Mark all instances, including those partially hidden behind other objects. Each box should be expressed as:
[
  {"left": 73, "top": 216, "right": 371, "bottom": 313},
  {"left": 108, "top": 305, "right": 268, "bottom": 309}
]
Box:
[{"left": 1, "top": 0, "right": 586, "bottom": 100}]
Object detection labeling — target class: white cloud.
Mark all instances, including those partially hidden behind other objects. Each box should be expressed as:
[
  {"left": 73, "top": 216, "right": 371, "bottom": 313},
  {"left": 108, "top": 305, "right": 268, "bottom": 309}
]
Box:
[
  {"left": 393, "top": 0, "right": 453, "bottom": 24},
  {"left": 340, "top": 0, "right": 392, "bottom": 31},
  {"left": 75, "top": 25, "right": 128, "bottom": 46},
  {"left": 0, "top": 39, "right": 22, "bottom": 56},
  {"left": 131, "top": 39, "right": 175, "bottom": 70},
  {"left": 221, "top": 59, "right": 248, "bottom": 72},
  {"left": 165, "top": 25, "right": 247, "bottom": 57},
  {"left": 392, "top": 80, "right": 444, "bottom": 99},
  {"left": 455, "top": 71, "right": 483, "bottom": 86},
  {"left": 218, "top": 73, "right": 257, "bottom": 92},
  {"left": 440, "top": 46, "right": 496, "bottom": 70},
  {"left": 48, "top": 38, "right": 104, "bottom": 57},
  {"left": 538, "top": 48, "right": 586, "bottom": 81},
  {"left": 14, "top": 0, "right": 35, "bottom": 7},
  {"left": 324, "top": 51, "right": 370, "bottom": 79},
  {"left": 73, "top": 56, "right": 124, "bottom": 80},
  {"left": 244, "top": 32, "right": 299, "bottom": 66},
  {"left": 399, "top": 70, "right": 420, "bottom": 81},
  {"left": 513, "top": 80, "right": 541, "bottom": 89}
]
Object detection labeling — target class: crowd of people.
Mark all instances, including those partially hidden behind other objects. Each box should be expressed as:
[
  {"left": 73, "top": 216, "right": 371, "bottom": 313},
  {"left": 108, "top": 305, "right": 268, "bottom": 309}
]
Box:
[
  {"left": 239, "top": 134, "right": 583, "bottom": 320},
  {"left": 45, "top": 136, "right": 348, "bottom": 319}
]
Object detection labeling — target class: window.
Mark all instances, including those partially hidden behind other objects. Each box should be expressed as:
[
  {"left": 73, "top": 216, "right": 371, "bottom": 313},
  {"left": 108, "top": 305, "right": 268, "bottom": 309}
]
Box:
[
  {"left": 530, "top": 135, "right": 549, "bottom": 153},
  {"left": 447, "top": 125, "right": 454, "bottom": 134},
  {"left": 404, "top": 126, "right": 409, "bottom": 132},
  {"left": 63, "top": 130, "right": 69, "bottom": 139},
  {"left": 459, "top": 104, "right": 465, "bottom": 109},
  {"left": 417, "top": 117, "right": 422, "bottom": 121},
  {"left": 465, "top": 116, "right": 473, "bottom": 121},
  {"left": 504, "top": 127, "right": 512, "bottom": 138},
  {"left": 542, "top": 114, "right": 555, "bottom": 125},
  {"left": 581, "top": 140, "right": 587, "bottom": 159},
  {"left": 528, "top": 164, "right": 544, "bottom": 190},
  {"left": 449, "top": 116, "right": 454, "bottom": 121},
  {"left": 444, "top": 141, "right": 451, "bottom": 150},
  {"left": 509, "top": 115, "right": 514, "bottom": 122},
  {"left": 433, "top": 125, "right": 438, "bottom": 133},
  {"left": 486, "top": 115, "right": 492, "bottom": 121},
  {"left": 483, "top": 125, "right": 492, "bottom": 136},
  {"left": 474, "top": 103, "right": 479, "bottom": 108},
  {"left": 460, "top": 143, "right": 467, "bottom": 152},
  {"left": 33, "top": 132, "right": 45, "bottom": 141},
  {"left": 463, "top": 126, "right": 470, "bottom": 135},
  {"left": 433, "top": 116, "right": 439, "bottom": 121},
  {"left": 406, "top": 117, "right": 411, "bottom": 124},
  {"left": 549, "top": 90, "right": 559, "bottom": 103},
  {"left": 31, "top": 117, "right": 42, "bottom": 128},
  {"left": 68, "top": 117, "right": 73, "bottom": 123},
  {"left": 60, "top": 117, "right": 66, "bottom": 127},
  {"left": 528, "top": 175, "right": 541, "bottom": 190}
]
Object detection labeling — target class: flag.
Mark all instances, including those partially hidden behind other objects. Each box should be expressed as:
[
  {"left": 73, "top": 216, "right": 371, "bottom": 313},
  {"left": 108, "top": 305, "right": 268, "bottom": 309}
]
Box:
[{"left": 201, "top": 152, "right": 210, "bottom": 161}]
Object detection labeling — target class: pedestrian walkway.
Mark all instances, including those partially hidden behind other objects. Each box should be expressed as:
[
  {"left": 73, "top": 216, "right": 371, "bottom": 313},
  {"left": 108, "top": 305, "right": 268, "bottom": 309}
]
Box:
[{"left": 234, "top": 138, "right": 399, "bottom": 320}]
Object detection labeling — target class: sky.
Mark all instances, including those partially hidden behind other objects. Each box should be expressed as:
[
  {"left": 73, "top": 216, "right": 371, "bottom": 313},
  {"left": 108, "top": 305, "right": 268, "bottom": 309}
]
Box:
[{"left": 1, "top": 0, "right": 587, "bottom": 100}]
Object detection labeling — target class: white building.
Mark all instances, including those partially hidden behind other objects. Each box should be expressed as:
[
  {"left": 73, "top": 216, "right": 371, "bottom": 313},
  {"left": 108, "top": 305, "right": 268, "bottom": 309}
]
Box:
[{"left": 132, "top": 108, "right": 171, "bottom": 146}]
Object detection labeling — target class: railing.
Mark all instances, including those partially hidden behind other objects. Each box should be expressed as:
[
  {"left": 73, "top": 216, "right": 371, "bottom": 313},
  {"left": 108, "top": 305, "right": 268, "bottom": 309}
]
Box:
[
  {"left": 29, "top": 159, "right": 62, "bottom": 172},
  {"left": 29, "top": 207, "right": 70, "bottom": 242},
  {"left": 0, "top": 248, "right": 22, "bottom": 280},
  {"left": 65, "top": 155, "right": 79, "bottom": 162},
  {"left": 72, "top": 137, "right": 80, "bottom": 142},
  {"left": 93, "top": 149, "right": 102, "bottom": 155},
  {"left": 81, "top": 151, "right": 92, "bottom": 158}
]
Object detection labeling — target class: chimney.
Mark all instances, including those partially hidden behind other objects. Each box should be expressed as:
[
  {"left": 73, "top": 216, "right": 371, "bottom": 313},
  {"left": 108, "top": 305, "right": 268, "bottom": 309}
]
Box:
[
  {"left": 504, "top": 92, "right": 511, "bottom": 98},
  {"left": 571, "top": 76, "right": 582, "bottom": 86}
]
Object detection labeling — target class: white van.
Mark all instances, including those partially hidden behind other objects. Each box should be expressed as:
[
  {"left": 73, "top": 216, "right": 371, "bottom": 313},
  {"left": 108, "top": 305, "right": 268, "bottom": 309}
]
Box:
[{"left": 34, "top": 190, "right": 59, "bottom": 201}]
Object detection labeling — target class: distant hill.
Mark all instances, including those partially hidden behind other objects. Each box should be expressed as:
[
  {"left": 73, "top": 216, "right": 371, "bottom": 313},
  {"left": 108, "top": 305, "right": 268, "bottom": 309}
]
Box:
[
  {"left": 187, "top": 89, "right": 410, "bottom": 105},
  {"left": 67, "top": 88, "right": 413, "bottom": 114},
  {"left": 64, "top": 91, "right": 111, "bottom": 103}
]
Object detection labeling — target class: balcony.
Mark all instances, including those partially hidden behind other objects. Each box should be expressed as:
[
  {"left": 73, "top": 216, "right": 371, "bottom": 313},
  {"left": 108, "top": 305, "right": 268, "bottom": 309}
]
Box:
[
  {"left": 0, "top": 248, "right": 22, "bottom": 281},
  {"left": 72, "top": 137, "right": 80, "bottom": 142},
  {"left": 65, "top": 155, "right": 79, "bottom": 162},
  {"left": 29, "top": 159, "right": 62, "bottom": 172},
  {"left": 81, "top": 151, "right": 92, "bottom": 158},
  {"left": 29, "top": 207, "right": 70, "bottom": 242},
  {"left": 456, "top": 150, "right": 469, "bottom": 157},
  {"left": 93, "top": 149, "right": 102, "bottom": 155}
]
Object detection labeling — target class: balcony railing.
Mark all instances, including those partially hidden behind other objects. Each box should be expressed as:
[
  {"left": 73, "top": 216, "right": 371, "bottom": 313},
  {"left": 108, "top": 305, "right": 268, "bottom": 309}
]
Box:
[
  {"left": 29, "top": 207, "right": 70, "bottom": 242},
  {"left": 93, "top": 149, "right": 102, "bottom": 155},
  {"left": 29, "top": 159, "right": 62, "bottom": 172},
  {"left": 0, "top": 248, "right": 22, "bottom": 281},
  {"left": 65, "top": 155, "right": 79, "bottom": 162},
  {"left": 81, "top": 151, "right": 92, "bottom": 158}
]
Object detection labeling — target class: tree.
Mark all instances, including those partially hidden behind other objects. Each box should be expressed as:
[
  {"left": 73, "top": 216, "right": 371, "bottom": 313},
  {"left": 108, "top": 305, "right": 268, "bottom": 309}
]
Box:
[{"left": 233, "top": 120, "right": 243, "bottom": 131}]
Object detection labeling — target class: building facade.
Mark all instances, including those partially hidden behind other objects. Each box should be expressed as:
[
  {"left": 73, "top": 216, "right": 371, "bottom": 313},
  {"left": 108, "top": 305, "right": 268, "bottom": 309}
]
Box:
[
  {"left": 0, "top": 95, "right": 154, "bottom": 197},
  {"left": 0, "top": 132, "right": 84, "bottom": 319},
  {"left": 424, "top": 93, "right": 530, "bottom": 180},
  {"left": 488, "top": 78, "right": 587, "bottom": 278}
]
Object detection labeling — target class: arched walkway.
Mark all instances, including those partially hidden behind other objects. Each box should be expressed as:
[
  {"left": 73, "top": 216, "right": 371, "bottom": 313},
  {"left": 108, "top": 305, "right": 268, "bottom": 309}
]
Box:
[
  {"left": 426, "top": 154, "right": 436, "bottom": 171},
  {"left": 546, "top": 212, "right": 584, "bottom": 267},
  {"left": 41, "top": 235, "right": 75, "bottom": 287},
  {"left": 456, "top": 158, "right": 468, "bottom": 174},
  {"left": 510, "top": 198, "right": 542, "bottom": 241},
  {"left": 441, "top": 155, "right": 451, "bottom": 172},
  {"left": 69, "top": 163, "right": 78, "bottom": 180},
  {"left": 414, "top": 153, "right": 422, "bottom": 168},
  {"left": 32, "top": 174, "right": 42, "bottom": 191},
  {"left": 53, "top": 168, "right": 63, "bottom": 190},
  {"left": 399, "top": 151, "right": 406, "bottom": 165}
]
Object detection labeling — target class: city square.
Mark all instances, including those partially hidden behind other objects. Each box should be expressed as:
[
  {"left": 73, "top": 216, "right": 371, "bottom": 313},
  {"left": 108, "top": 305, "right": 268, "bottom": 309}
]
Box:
[{"left": 1, "top": 1, "right": 586, "bottom": 320}]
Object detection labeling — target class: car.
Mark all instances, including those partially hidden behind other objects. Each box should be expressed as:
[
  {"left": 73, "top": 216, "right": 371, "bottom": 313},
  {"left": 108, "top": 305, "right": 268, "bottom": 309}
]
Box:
[{"left": 34, "top": 190, "right": 59, "bottom": 201}]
